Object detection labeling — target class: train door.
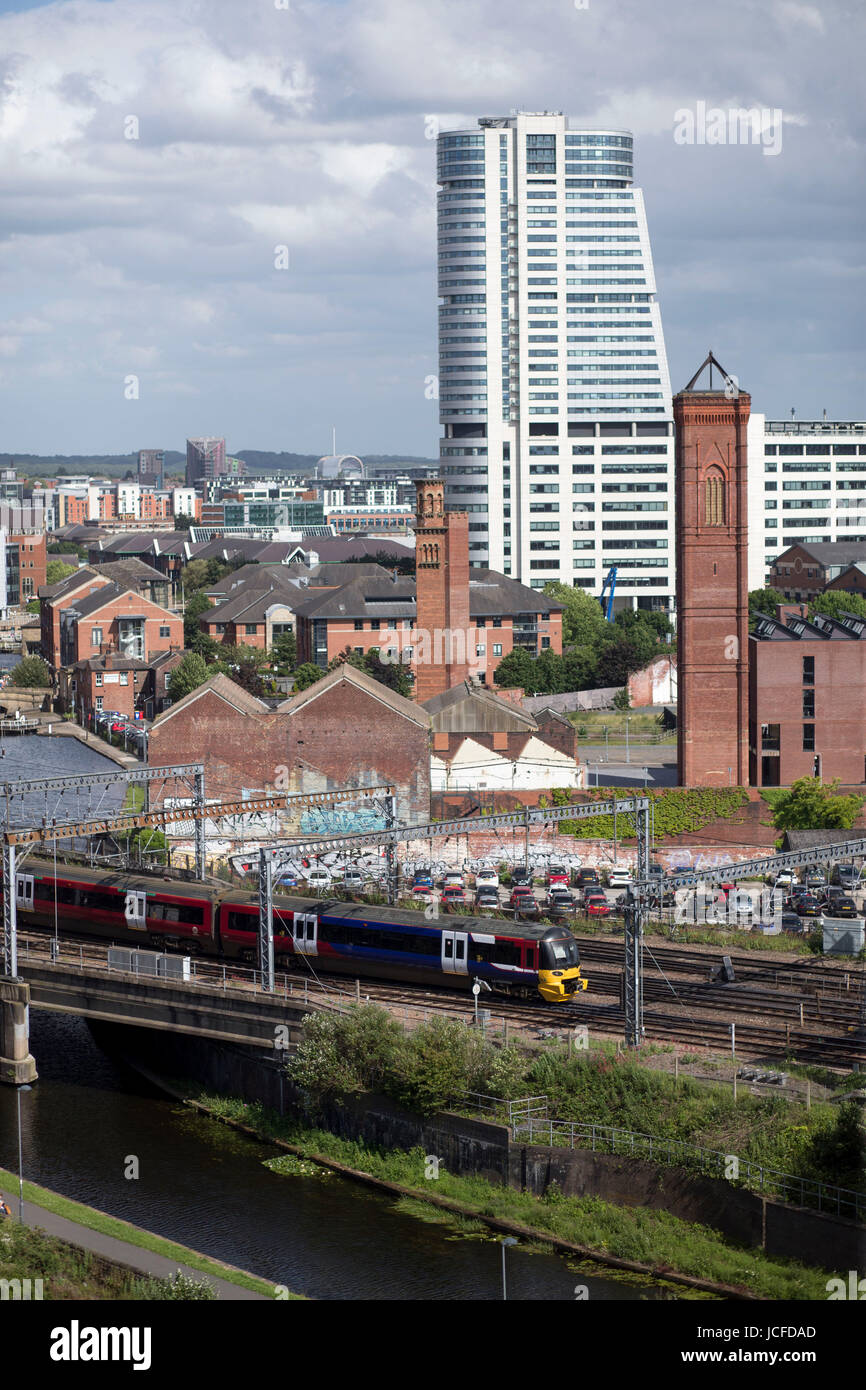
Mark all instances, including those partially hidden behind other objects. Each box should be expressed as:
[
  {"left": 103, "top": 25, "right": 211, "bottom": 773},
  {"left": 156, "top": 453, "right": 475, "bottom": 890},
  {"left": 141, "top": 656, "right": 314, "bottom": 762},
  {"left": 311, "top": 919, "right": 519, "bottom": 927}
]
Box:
[
  {"left": 292, "top": 912, "right": 318, "bottom": 957},
  {"left": 15, "top": 874, "right": 34, "bottom": 911},
  {"left": 124, "top": 890, "right": 147, "bottom": 931},
  {"left": 441, "top": 930, "right": 469, "bottom": 975}
]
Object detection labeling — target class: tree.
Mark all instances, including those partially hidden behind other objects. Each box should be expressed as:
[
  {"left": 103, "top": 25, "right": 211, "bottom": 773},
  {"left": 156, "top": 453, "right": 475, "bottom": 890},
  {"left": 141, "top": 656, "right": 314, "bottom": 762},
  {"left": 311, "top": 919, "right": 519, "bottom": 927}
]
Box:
[
  {"left": 167, "top": 652, "right": 209, "bottom": 703},
  {"left": 183, "top": 591, "right": 212, "bottom": 647},
  {"left": 809, "top": 591, "right": 866, "bottom": 624},
  {"left": 542, "top": 582, "right": 607, "bottom": 648},
  {"left": 9, "top": 655, "right": 50, "bottom": 688},
  {"left": 173, "top": 513, "right": 195, "bottom": 531},
  {"left": 292, "top": 663, "right": 324, "bottom": 692},
  {"left": 560, "top": 646, "right": 599, "bottom": 692},
  {"left": 492, "top": 645, "right": 539, "bottom": 692},
  {"left": 189, "top": 630, "right": 221, "bottom": 663},
  {"left": 226, "top": 654, "right": 265, "bottom": 698},
  {"left": 594, "top": 638, "right": 642, "bottom": 687},
  {"left": 771, "top": 777, "right": 863, "bottom": 832},
  {"left": 181, "top": 558, "right": 209, "bottom": 592},
  {"left": 45, "top": 560, "right": 77, "bottom": 587},
  {"left": 270, "top": 631, "right": 296, "bottom": 669},
  {"left": 364, "top": 646, "right": 413, "bottom": 698},
  {"left": 612, "top": 686, "right": 630, "bottom": 711},
  {"left": 749, "top": 587, "right": 785, "bottom": 629},
  {"left": 609, "top": 610, "right": 659, "bottom": 668}
]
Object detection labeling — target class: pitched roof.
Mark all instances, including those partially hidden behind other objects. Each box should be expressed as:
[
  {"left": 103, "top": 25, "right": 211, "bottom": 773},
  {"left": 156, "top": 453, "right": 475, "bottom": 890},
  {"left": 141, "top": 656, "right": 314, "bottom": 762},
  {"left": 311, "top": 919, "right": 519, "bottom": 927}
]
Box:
[
  {"left": 467, "top": 570, "right": 564, "bottom": 616},
  {"left": 39, "top": 566, "right": 102, "bottom": 600},
  {"left": 774, "top": 541, "right": 866, "bottom": 568},
  {"left": 204, "top": 585, "right": 300, "bottom": 625},
  {"left": 151, "top": 671, "right": 270, "bottom": 726},
  {"left": 95, "top": 557, "right": 166, "bottom": 585},
  {"left": 422, "top": 679, "right": 538, "bottom": 732},
  {"left": 275, "top": 661, "right": 431, "bottom": 728},
  {"left": 289, "top": 576, "right": 416, "bottom": 620},
  {"left": 780, "top": 830, "right": 865, "bottom": 851}
]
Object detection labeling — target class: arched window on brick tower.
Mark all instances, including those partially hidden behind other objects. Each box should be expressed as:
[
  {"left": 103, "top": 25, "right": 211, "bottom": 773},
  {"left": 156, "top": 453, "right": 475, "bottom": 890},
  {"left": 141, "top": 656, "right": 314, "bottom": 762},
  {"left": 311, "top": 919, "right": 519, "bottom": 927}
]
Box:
[
  {"left": 426, "top": 492, "right": 435, "bottom": 517},
  {"left": 704, "top": 469, "right": 726, "bottom": 526}
]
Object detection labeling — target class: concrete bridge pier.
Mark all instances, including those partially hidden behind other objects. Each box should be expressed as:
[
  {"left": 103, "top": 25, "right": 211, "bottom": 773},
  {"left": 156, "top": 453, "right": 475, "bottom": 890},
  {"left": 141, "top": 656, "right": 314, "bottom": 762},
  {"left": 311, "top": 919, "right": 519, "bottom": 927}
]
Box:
[{"left": 0, "top": 979, "right": 38, "bottom": 1085}]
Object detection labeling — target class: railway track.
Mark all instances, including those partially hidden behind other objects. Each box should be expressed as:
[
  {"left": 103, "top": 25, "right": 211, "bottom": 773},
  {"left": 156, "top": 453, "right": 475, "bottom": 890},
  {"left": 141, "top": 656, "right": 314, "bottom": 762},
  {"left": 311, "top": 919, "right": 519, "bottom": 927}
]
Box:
[{"left": 12, "top": 928, "right": 866, "bottom": 1069}]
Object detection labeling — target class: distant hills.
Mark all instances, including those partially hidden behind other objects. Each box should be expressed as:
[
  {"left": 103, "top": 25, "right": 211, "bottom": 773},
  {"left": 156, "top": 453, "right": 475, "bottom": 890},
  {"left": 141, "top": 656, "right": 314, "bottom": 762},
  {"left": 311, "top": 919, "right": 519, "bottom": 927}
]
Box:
[{"left": 0, "top": 451, "right": 438, "bottom": 478}]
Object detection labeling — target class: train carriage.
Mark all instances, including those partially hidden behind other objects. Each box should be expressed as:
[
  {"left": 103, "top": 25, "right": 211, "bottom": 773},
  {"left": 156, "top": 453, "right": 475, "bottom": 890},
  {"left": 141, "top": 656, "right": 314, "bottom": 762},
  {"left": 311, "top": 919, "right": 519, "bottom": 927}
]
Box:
[{"left": 12, "top": 860, "right": 587, "bottom": 1003}]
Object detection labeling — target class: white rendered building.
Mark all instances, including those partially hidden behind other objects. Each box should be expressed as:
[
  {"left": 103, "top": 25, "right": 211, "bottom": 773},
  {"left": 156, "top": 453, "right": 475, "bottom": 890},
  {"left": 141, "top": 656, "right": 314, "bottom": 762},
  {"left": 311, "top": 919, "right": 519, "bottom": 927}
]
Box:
[
  {"left": 437, "top": 110, "right": 674, "bottom": 609},
  {"left": 747, "top": 414, "right": 866, "bottom": 590}
]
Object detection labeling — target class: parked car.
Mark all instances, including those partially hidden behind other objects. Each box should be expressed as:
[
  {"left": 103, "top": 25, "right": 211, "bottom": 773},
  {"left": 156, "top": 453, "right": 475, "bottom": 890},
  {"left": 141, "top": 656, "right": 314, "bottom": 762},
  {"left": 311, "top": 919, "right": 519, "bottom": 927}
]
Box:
[
  {"left": 441, "top": 886, "right": 466, "bottom": 907},
  {"left": 304, "top": 868, "right": 332, "bottom": 891},
  {"left": 584, "top": 892, "right": 611, "bottom": 918},
  {"left": 475, "top": 868, "right": 500, "bottom": 890},
  {"left": 825, "top": 895, "right": 858, "bottom": 919},
  {"left": 546, "top": 864, "right": 570, "bottom": 888},
  {"left": 780, "top": 911, "right": 804, "bottom": 933},
  {"left": 276, "top": 870, "right": 299, "bottom": 889},
  {"left": 412, "top": 872, "right": 433, "bottom": 894},
  {"left": 575, "top": 868, "right": 601, "bottom": 891},
  {"left": 794, "top": 893, "right": 822, "bottom": 917},
  {"left": 830, "top": 864, "right": 859, "bottom": 888},
  {"left": 474, "top": 887, "right": 500, "bottom": 911},
  {"left": 802, "top": 870, "right": 827, "bottom": 890},
  {"left": 509, "top": 886, "right": 538, "bottom": 915},
  {"left": 607, "top": 868, "right": 633, "bottom": 889},
  {"left": 511, "top": 869, "right": 533, "bottom": 887},
  {"left": 342, "top": 868, "right": 364, "bottom": 890},
  {"left": 547, "top": 888, "right": 576, "bottom": 916},
  {"left": 443, "top": 872, "right": 465, "bottom": 890}
]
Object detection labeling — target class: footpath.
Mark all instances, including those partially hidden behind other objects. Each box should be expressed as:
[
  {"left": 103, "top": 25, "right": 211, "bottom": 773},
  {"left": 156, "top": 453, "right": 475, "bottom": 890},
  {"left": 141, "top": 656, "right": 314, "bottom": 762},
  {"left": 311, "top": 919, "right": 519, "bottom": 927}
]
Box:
[{"left": 0, "top": 1180, "right": 272, "bottom": 1300}]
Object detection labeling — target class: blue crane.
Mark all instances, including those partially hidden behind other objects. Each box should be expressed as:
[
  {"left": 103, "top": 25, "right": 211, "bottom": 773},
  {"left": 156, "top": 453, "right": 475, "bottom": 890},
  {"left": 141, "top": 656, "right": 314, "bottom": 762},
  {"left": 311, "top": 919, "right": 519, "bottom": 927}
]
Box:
[{"left": 598, "top": 566, "right": 617, "bottom": 622}]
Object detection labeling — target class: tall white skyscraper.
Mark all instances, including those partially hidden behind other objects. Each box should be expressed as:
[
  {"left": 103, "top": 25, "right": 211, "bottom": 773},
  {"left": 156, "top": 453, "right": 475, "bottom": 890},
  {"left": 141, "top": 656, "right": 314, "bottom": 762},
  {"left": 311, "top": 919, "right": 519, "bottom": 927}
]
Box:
[{"left": 437, "top": 111, "right": 674, "bottom": 608}]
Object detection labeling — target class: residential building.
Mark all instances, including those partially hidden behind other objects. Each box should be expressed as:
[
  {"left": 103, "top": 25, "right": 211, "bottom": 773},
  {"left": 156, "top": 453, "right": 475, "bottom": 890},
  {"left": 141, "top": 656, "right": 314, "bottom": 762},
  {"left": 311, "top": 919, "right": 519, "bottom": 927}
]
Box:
[
  {"left": 746, "top": 414, "right": 866, "bottom": 589},
  {"left": 57, "top": 582, "right": 183, "bottom": 670},
  {"left": 437, "top": 111, "right": 674, "bottom": 606},
  {"left": 767, "top": 541, "right": 866, "bottom": 602},
  {"left": 1, "top": 527, "right": 47, "bottom": 609},
  {"left": 138, "top": 449, "right": 165, "bottom": 489},
  {"left": 749, "top": 606, "right": 866, "bottom": 787},
  {"left": 185, "top": 438, "right": 227, "bottom": 486}
]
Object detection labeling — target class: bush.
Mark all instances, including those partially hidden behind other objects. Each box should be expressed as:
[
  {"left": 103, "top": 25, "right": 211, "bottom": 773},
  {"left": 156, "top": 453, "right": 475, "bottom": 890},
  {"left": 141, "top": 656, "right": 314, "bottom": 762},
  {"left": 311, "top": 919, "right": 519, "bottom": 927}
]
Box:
[{"left": 138, "top": 1271, "right": 217, "bottom": 1300}]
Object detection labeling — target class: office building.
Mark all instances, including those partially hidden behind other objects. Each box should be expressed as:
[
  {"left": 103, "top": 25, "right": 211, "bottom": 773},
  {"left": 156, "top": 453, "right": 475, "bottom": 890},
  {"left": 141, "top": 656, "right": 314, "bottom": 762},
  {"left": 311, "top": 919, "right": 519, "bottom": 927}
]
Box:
[{"left": 437, "top": 110, "right": 674, "bottom": 607}]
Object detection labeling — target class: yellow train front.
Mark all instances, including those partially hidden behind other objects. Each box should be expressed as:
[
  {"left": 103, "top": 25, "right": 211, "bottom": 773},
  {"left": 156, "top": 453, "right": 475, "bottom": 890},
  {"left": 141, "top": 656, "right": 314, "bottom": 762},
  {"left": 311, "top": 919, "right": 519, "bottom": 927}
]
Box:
[{"left": 536, "top": 925, "right": 587, "bottom": 1003}]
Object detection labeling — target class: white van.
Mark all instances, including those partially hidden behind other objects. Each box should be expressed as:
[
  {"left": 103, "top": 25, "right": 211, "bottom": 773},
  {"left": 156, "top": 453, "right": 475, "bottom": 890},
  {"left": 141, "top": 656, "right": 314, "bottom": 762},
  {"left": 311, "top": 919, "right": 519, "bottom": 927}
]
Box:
[{"left": 305, "top": 868, "right": 332, "bottom": 891}]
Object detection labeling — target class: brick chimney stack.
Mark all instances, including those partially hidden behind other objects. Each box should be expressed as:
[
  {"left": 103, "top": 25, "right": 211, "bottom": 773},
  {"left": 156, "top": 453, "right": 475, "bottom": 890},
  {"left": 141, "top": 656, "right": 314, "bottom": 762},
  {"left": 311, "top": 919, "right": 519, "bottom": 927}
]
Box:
[
  {"left": 674, "top": 353, "right": 750, "bottom": 787},
  {"left": 413, "top": 480, "right": 470, "bottom": 701}
]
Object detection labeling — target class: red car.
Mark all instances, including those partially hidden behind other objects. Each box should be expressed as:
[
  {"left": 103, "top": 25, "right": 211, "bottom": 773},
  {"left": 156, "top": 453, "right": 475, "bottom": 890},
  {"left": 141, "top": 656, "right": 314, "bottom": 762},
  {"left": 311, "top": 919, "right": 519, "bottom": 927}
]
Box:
[
  {"left": 441, "top": 886, "right": 466, "bottom": 906},
  {"left": 546, "top": 865, "right": 570, "bottom": 888},
  {"left": 584, "top": 892, "right": 611, "bottom": 918}
]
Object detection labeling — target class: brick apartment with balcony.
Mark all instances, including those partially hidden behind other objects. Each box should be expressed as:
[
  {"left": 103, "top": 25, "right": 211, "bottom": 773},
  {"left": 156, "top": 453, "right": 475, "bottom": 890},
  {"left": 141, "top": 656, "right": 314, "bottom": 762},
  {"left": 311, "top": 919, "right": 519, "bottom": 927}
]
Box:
[
  {"left": 749, "top": 605, "right": 866, "bottom": 786},
  {"left": 40, "top": 560, "right": 174, "bottom": 672},
  {"left": 57, "top": 582, "right": 183, "bottom": 670},
  {"left": 4, "top": 530, "right": 47, "bottom": 606}
]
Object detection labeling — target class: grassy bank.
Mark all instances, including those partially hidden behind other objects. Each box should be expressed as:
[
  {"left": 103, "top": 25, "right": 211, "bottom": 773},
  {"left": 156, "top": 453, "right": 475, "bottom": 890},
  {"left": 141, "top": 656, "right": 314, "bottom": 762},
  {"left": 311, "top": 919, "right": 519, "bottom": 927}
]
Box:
[
  {"left": 0, "top": 1222, "right": 221, "bottom": 1301},
  {"left": 0, "top": 1166, "right": 291, "bottom": 1299},
  {"left": 191, "top": 1091, "right": 838, "bottom": 1301}
]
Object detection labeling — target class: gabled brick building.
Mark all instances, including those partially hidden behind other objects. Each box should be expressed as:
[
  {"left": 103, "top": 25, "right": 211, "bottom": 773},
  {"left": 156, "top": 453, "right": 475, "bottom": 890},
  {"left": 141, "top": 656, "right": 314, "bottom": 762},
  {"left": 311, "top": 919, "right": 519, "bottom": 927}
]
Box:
[
  {"left": 148, "top": 664, "right": 432, "bottom": 824},
  {"left": 58, "top": 582, "right": 183, "bottom": 669}
]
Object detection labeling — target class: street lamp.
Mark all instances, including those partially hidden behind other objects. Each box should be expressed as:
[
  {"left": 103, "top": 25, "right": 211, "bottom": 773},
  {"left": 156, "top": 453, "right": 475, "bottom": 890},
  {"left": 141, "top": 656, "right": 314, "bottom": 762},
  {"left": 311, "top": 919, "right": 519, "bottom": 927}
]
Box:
[
  {"left": 625, "top": 717, "right": 631, "bottom": 765},
  {"left": 603, "top": 725, "right": 609, "bottom": 762},
  {"left": 17, "top": 1084, "right": 32, "bottom": 1222},
  {"left": 500, "top": 1236, "right": 517, "bottom": 1300}
]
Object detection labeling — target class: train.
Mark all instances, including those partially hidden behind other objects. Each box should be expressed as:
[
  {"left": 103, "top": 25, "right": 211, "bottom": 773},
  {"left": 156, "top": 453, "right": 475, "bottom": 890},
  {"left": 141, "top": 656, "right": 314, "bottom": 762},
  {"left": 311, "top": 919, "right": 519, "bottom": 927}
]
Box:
[{"left": 11, "top": 858, "right": 588, "bottom": 1004}]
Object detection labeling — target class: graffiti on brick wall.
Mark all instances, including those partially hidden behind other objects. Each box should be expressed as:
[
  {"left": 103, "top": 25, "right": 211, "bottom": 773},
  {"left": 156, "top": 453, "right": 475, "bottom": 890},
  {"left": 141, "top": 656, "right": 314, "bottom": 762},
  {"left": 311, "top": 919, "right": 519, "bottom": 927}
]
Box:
[{"left": 299, "top": 808, "right": 388, "bottom": 835}]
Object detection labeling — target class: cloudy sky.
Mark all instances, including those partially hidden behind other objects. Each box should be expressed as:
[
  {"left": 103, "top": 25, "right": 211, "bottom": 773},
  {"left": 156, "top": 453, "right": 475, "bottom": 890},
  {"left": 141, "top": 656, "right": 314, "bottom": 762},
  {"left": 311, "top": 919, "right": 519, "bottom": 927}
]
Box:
[{"left": 0, "top": 0, "right": 862, "bottom": 457}]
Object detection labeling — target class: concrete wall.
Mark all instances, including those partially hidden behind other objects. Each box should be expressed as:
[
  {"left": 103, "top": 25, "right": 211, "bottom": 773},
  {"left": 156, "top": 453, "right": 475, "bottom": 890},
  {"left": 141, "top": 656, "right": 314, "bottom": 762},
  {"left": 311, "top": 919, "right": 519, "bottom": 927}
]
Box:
[{"left": 89, "top": 1022, "right": 864, "bottom": 1273}]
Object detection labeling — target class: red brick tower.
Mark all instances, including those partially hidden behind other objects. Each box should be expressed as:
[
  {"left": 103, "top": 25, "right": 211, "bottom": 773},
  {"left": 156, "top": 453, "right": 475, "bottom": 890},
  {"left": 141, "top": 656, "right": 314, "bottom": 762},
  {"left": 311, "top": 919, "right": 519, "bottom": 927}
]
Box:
[
  {"left": 674, "top": 353, "right": 750, "bottom": 786},
  {"left": 413, "top": 480, "right": 470, "bottom": 701}
]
